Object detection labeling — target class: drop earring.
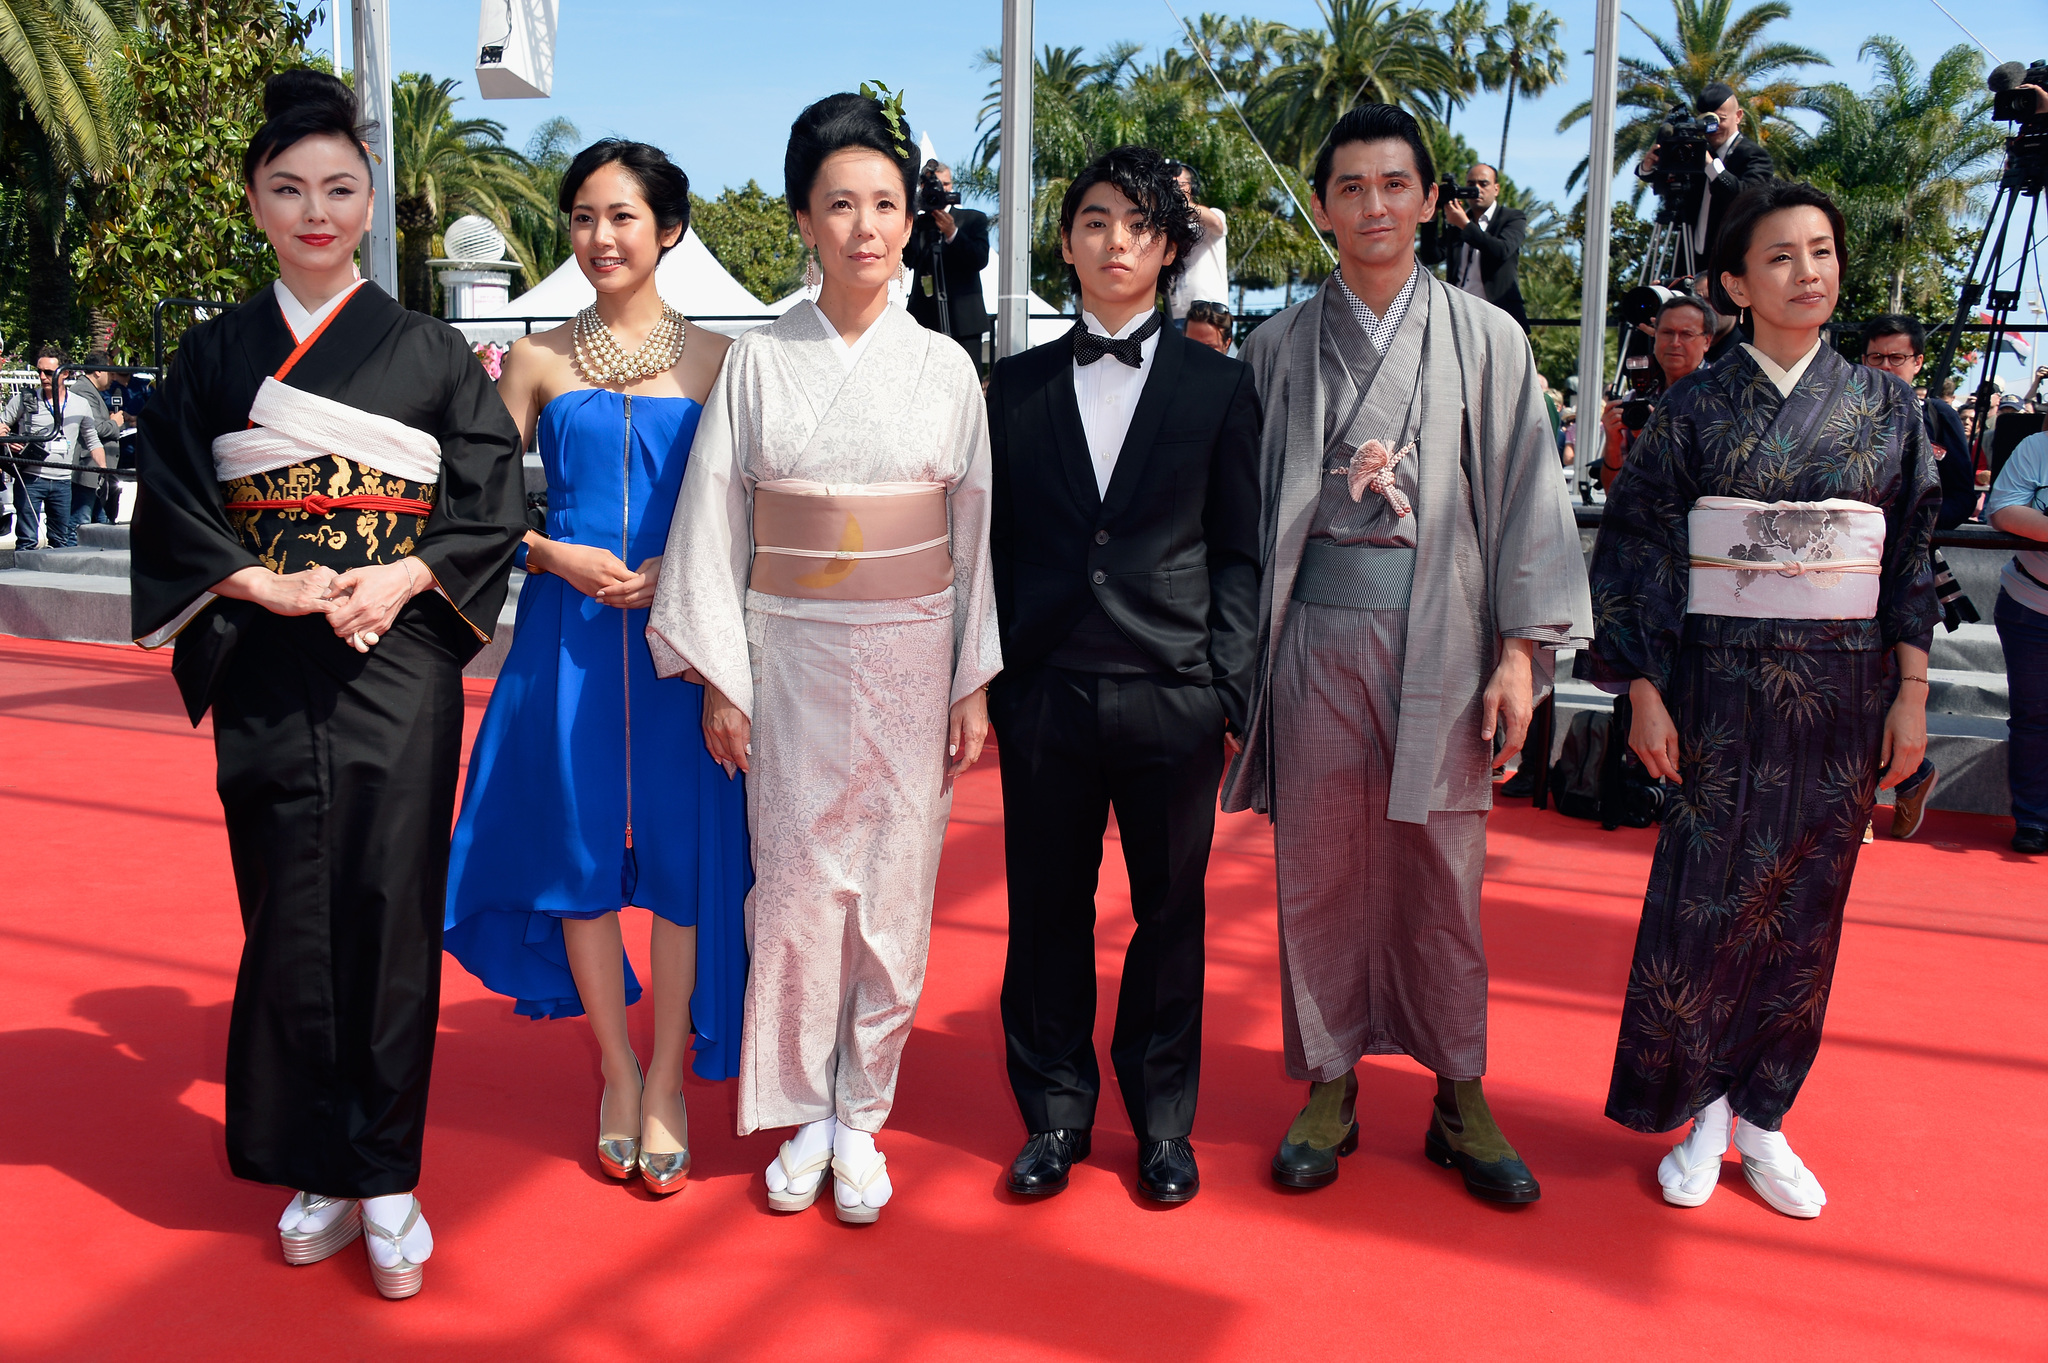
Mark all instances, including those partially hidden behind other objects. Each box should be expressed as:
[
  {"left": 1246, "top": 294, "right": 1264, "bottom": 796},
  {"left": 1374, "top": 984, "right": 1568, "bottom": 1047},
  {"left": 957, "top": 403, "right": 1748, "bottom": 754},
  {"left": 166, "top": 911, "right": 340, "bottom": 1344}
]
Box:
[{"left": 804, "top": 246, "right": 821, "bottom": 299}]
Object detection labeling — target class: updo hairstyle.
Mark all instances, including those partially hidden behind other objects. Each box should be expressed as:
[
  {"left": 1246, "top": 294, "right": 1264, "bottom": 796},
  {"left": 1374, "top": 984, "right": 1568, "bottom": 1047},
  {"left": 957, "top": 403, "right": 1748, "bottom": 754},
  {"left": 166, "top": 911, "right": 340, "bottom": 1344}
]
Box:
[
  {"left": 558, "top": 140, "right": 692, "bottom": 260},
  {"left": 783, "top": 93, "right": 917, "bottom": 215},
  {"left": 242, "top": 69, "right": 374, "bottom": 184}
]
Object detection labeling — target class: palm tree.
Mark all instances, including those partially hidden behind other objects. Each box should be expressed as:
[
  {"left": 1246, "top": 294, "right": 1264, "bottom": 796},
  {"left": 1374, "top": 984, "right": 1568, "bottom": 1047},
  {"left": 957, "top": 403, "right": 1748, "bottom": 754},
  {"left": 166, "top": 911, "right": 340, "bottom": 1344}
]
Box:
[
  {"left": 1789, "top": 39, "right": 2001, "bottom": 315},
  {"left": 1477, "top": 1, "right": 1568, "bottom": 170},
  {"left": 1555, "top": 0, "right": 1827, "bottom": 191},
  {"left": 502, "top": 116, "right": 579, "bottom": 292},
  {"left": 388, "top": 72, "right": 550, "bottom": 312},
  {"left": 1250, "top": 0, "right": 1460, "bottom": 174},
  {"left": 1433, "top": 0, "right": 1498, "bottom": 143}
]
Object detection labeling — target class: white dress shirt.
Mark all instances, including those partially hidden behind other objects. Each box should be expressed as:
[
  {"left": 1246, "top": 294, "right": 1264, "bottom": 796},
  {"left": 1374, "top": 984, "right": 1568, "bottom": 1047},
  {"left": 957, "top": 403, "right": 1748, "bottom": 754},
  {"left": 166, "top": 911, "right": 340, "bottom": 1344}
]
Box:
[
  {"left": 1072, "top": 310, "right": 1161, "bottom": 497},
  {"left": 1695, "top": 131, "right": 1740, "bottom": 249},
  {"left": 1459, "top": 203, "right": 1497, "bottom": 295},
  {"left": 275, "top": 277, "right": 365, "bottom": 343}
]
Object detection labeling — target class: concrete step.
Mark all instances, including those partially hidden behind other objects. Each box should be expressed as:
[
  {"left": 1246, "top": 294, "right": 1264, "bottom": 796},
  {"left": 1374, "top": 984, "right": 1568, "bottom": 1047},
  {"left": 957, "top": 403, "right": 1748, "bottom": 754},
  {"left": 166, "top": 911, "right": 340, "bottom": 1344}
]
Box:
[
  {"left": 77, "top": 523, "right": 130, "bottom": 550},
  {"left": 13, "top": 546, "right": 129, "bottom": 577},
  {"left": 1926, "top": 667, "right": 2007, "bottom": 720},
  {"left": 1929, "top": 621, "right": 2004, "bottom": 674}
]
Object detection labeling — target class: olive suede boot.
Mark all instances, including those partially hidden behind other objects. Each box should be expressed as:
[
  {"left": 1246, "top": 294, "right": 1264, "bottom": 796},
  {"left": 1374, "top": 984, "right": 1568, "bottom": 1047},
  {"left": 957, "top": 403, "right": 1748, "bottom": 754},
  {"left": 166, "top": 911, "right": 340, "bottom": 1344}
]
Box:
[
  {"left": 1271, "top": 1070, "right": 1359, "bottom": 1189},
  {"left": 1423, "top": 1077, "right": 1540, "bottom": 1204}
]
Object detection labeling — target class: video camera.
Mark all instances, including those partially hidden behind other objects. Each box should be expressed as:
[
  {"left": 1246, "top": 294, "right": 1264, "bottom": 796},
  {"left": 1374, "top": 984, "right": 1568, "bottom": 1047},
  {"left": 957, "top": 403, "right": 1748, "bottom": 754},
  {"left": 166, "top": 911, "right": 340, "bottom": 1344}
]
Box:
[
  {"left": 1437, "top": 176, "right": 1481, "bottom": 212},
  {"left": 1988, "top": 60, "right": 2048, "bottom": 195},
  {"left": 1644, "top": 106, "right": 1722, "bottom": 196},
  {"left": 917, "top": 162, "right": 962, "bottom": 215}
]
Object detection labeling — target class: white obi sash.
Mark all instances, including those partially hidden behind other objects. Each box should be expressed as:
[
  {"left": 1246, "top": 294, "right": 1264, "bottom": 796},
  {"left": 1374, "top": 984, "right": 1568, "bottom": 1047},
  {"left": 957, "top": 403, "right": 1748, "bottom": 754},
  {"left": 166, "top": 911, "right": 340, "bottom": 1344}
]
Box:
[
  {"left": 210, "top": 377, "right": 442, "bottom": 485},
  {"left": 1686, "top": 496, "right": 1884, "bottom": 620}
]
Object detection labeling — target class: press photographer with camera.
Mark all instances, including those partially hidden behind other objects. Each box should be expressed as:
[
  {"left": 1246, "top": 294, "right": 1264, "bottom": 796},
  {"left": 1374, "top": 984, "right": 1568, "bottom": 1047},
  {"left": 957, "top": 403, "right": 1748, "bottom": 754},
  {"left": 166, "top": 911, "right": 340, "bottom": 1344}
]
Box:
[
  {"left": 903, "top": 159, "right": 991, "bottom": 370},
  {"left": 1598, "top": 293, "right": 1715, "bottom": 488},
  {"left": 1861, "top": 315, "right": 1978, "bottom": 529},
  {"left": 1418, "top": 163, "right": 1529, "bottom": 331},
  {"left": 1636, "top": 83, "right": 1773, "bottom": 269}
]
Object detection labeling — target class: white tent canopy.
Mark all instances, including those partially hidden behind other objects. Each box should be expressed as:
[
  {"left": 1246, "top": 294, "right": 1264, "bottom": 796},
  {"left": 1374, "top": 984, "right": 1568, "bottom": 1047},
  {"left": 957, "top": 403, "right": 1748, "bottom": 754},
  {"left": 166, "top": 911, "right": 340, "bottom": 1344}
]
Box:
[
  {"left": 452, "top": 227, "right": 774, "bottom": 345},
  {"left": 769, "top": 258, "right": 1070, "bottom": 350}
]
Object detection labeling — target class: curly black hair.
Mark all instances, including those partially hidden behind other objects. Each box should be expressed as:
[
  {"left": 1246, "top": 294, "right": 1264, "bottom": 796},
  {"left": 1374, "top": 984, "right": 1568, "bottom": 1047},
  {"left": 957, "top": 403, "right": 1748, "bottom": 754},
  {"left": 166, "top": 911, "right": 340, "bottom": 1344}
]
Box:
[{"left": 1057, "top": 145, "right": 1200, "bottom": 303}]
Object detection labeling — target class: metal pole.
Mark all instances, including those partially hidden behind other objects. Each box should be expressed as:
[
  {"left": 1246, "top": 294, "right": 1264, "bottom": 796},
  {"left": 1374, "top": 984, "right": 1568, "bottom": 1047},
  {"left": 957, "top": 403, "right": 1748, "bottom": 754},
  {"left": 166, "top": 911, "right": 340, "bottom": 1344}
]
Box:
[
  {"left": 996, "top": 0, "right": 1034, "bottom": 359},
  {"left": 1576, "top": 0, "right": 1621, "bottom": 483},
  {"left": 352, "top": 0, "right": 399, "bottom": 296}
]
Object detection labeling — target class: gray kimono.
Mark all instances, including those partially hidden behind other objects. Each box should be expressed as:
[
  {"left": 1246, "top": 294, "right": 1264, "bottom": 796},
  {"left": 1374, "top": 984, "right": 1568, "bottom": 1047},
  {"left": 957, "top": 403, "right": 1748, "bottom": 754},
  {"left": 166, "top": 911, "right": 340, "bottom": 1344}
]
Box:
[{"left": 1225, "top": 271, "right": 1590, "bottom": 1081}]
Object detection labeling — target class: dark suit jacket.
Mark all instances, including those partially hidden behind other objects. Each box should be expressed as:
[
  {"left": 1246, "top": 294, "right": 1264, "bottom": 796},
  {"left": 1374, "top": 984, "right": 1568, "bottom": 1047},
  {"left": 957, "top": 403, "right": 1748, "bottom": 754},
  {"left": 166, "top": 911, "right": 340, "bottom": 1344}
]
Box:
[
  {"left": 1924, "top": 394, "right": 1979, "bottom": 528},
  {"left": 1419, "top": 204, "right": 1528, "bottom": 329},
  {"left": 905, "top": 207, "right": 991, "bottom": 340},
  {"left": 1700, "top": 134, "right": 1775, "bottom": 262},
  {"left": 985, "top": 321, "right": 1264, "bottom": 730}
]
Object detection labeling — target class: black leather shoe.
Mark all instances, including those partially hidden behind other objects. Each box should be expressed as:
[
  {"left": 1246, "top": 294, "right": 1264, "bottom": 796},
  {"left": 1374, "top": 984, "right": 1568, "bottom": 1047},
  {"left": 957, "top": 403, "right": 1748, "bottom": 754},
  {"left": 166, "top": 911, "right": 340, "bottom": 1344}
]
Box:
[
  {"left": 1007, "top": 1129, "right": 1091, "bottom": 1197},
  {"left": 1137, "top": 1137, "right": 1200, "bottom": 1203},
  {"left": 1424, "top": 1120, "right": 1541, "bottom": 1204},
  {"left": 1271, "top": 1071, "right": 1361, "bottom": 1189},
  {"left": 1499, "top": 765, "right": 1541, "bottom": 799},
  {"left": 2014, "top": 826, "right": 2048, "bottom": 855}
]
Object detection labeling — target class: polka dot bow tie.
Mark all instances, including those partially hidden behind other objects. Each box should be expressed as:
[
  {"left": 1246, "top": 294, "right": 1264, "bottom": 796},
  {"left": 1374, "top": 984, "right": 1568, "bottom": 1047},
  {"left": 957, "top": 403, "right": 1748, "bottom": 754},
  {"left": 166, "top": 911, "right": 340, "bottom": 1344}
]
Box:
[{"left": 1071, "top": 311, "right": 1163, "bottom": 367}]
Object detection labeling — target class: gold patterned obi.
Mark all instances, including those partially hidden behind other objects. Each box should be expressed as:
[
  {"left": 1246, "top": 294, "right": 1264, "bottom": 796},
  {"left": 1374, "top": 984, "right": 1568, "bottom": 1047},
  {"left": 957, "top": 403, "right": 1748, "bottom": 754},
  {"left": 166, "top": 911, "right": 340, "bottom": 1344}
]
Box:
[
  {"left": 210, "top": 376, "right": 445, "bottom": 575},
  {"left": 221, "top": 454, "right": 437, "bottom": 574}
]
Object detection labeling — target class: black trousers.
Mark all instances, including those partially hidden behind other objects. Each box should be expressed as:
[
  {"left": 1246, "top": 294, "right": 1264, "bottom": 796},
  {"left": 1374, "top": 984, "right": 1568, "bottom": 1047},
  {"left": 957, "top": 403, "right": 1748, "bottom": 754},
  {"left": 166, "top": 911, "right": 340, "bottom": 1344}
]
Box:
[
  {"left": 991, "top": 667, "right": 1223, "bottom": 1143},
  {"left": 212, "top": 602, "right": 466, "bottom": 1198}
]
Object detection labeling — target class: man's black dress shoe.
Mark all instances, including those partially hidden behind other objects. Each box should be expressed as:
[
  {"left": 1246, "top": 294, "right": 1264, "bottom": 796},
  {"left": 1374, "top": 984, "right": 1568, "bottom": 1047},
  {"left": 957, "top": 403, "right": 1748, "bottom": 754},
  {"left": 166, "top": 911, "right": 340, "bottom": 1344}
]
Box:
[
  {"left": 1007, "top": 1129, "right": 1090, "bottom": 1196},
  {"left": 1424, "top": 1121, "right": 1541, "bottom": 1204},
  {"left": 1498, "top": 765, "right": 1541, "bottom": 799},
  {"left": 2014, "top": 826, "right": 2048, "bottom": 855},
  {"left": 1137, "top": 1137, "right": 1200, "bottom": 1203}
]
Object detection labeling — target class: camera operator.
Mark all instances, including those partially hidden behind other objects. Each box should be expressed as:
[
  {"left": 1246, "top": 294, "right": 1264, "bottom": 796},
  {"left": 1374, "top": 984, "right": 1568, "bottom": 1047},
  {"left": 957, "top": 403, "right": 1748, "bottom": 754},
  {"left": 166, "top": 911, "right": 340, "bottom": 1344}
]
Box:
[
  {"left": 903, "top": 160, "right": 991, "bottom": 371},
  {"left": 1418, "top": 163, "right": 1529, "bottom": 331},
  {"left": 1164, "top": 161, "right": 1230, "bottom": 330},
  {"left": 1598, "top": 293, "right": 1714, "bottom": 488},
  {"left": 1861, "top": 316, "right": 1977, "bottom": 529},
  {"left": 1637, "top": 83, "right": 1773, "bottom": 268}
]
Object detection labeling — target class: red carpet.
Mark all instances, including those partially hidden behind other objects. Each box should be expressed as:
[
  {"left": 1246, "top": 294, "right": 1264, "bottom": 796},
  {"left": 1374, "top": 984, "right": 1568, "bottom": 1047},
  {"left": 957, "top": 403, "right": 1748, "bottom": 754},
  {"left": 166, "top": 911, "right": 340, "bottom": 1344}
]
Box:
[{"left": 0, "top": 635, "right": 2042, "bottom": 1361}]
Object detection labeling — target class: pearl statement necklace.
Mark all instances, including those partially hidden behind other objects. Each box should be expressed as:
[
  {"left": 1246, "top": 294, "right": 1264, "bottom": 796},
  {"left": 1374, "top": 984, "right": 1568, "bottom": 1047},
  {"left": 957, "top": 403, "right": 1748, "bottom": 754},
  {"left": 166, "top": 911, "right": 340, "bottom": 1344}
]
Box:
[{"left": 572, "top": 302, "right": 687, "bottom": 385}]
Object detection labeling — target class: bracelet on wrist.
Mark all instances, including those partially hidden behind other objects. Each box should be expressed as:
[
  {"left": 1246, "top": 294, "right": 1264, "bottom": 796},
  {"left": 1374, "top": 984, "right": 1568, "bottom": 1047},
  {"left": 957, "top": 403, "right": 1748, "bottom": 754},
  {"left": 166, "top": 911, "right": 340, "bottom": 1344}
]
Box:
[{"left": 1899, "top": 674, "right": 1928, "bottom": 684}]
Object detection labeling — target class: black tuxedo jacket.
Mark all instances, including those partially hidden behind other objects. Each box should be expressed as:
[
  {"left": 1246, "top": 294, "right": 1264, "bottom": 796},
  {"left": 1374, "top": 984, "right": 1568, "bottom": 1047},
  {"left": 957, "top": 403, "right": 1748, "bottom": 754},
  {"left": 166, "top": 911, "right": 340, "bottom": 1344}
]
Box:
[
  {"left": 905, "top": 208, "right": 991, "bottom": 340},
  {"left": 1700, "top": 134, "right": 1776, "bottom": 261},
  {"left": 985, "top": 320, "right": 1263, "bottom": 730},
  {"left": 1420, "top": 204, "right": 1529, "bottom": 329}
]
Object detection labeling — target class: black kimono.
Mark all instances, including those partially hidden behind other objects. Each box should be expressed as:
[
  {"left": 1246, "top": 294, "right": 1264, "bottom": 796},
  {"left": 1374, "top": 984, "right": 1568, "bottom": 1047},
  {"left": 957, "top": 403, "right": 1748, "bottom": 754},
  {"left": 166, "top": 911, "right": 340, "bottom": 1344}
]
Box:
[
  {"left": 131, "top": 280, "right": 525, "bottom": 1198},
  {"left": 1581, "top": 345, "right": 1938, "bottom": 1135}
]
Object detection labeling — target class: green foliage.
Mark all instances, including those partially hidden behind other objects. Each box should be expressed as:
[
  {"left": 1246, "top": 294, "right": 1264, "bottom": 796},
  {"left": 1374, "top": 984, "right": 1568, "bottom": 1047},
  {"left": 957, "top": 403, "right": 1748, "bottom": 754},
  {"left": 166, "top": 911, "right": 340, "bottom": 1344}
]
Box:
[
  {"left": 503, "top": 117, "right": 579, "bottom": 297},
  {"left": 1783, "top": 40, "right": 2000, "bottom": 319},
  {"left": 1556, "top": 0, "right": 1828, "bottom": 191},
  {"left": 691, "top": 181, "right": 805, "bottom": 304},
  {"left": 389, "top": 71, "right": 550, "bottom": 313},
  {"left": 0, "top": 0, "right": 132, "bottom": 177},
  {"left": 1476, "top": 1, "right": 1568, "bottom": 170},
  {"left": 81, "top": 0, "right": 314, "bottom": 359}
]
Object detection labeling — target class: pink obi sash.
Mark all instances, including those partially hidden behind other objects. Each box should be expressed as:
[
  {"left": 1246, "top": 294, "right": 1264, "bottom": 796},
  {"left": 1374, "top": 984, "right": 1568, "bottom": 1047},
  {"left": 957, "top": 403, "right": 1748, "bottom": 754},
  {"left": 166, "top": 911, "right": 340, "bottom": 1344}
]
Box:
[
  {"left": 750, "top": 479, "right": 952, "bottom": 601},
  {"left": 1686, "top": 496, "right": 1884, "bottom": 620}
]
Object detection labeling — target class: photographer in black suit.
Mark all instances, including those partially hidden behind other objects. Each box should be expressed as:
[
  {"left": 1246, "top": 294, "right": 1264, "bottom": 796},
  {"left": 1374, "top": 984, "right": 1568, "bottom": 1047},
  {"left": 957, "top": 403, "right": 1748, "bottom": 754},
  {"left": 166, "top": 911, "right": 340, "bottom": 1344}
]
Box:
[
  {"left": 903, "top": 160, "right": 991, "bottom": 370},
  {"left": 985, "top": 145, "right": 1261, "bottom": 1206},
  {"left": 1418, "top": 163, "right": 1528, "bottom": 331},
  {"left": 1637, "top": 83, "right": 1774, "bottom": 268}
]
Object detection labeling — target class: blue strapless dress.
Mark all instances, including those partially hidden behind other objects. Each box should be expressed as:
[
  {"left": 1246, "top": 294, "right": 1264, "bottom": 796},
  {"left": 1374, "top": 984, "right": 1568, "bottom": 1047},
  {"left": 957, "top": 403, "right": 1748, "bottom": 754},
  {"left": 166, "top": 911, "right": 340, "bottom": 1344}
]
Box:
[{"left": 443, "top": 389, "right": 749, "bottom": 1079}]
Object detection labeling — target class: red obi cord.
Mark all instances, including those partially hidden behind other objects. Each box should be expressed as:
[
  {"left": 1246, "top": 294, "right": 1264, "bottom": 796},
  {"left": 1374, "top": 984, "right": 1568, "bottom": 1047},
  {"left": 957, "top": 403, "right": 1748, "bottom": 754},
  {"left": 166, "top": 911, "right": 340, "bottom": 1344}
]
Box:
[{"left": 228, "top": 492, "right": 434, "bottom": 517}]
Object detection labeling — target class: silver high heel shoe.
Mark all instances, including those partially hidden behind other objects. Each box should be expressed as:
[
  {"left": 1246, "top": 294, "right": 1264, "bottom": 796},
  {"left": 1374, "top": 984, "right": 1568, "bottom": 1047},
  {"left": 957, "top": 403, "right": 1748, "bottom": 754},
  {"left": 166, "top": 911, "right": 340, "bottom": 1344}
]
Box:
[
  {"left": 638, "top": 1087, "right": 690, "bottom": 1195},
  {"left": 597, "top": 1056, "right": 645, "bottom": 1180},
  {"left": 279, "top": 1192, "right": 361, "bottom": 1265}
]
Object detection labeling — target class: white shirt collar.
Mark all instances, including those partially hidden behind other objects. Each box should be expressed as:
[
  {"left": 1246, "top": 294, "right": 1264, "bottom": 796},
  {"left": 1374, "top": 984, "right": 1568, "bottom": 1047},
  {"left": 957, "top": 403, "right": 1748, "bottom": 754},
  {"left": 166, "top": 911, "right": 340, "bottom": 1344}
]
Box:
[
  {"left": 810, "top": 300, "right": 885, "bottom": 374},
  {"left": 1081, "top": 309, "right": 1159, "bottom": 342},
  {"left": 1477, "top": 202, "right": 1497, "bottom": 230},
  {"left": 1742, "top": 339, "right": 1825, "bottom": 398},
  {"left": 275, "top": 276, "right": 365, "bottom": 343}
]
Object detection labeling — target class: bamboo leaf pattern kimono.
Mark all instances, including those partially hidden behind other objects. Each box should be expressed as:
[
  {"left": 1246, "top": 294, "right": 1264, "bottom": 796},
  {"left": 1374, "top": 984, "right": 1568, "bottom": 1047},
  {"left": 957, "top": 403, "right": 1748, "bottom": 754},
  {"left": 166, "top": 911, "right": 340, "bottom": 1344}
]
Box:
[{"left": 1581, "top": 344, "right": 1938, "bottom": 1133}]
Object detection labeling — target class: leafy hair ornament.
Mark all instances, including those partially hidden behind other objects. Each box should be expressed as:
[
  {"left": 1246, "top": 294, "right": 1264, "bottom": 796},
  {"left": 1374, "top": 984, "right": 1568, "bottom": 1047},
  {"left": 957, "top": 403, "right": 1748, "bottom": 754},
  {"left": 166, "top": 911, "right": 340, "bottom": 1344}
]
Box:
[{"left": 859, "top": 79, "right": 911, "bottom": 159}]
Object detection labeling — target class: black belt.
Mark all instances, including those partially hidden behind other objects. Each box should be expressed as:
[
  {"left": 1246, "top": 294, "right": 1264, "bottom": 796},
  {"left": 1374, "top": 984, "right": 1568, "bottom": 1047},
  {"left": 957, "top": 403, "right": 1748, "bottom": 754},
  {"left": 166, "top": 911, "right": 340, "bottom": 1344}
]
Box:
[{"left": 1291, "top": 540, "right": 1416, "bottom": 610}]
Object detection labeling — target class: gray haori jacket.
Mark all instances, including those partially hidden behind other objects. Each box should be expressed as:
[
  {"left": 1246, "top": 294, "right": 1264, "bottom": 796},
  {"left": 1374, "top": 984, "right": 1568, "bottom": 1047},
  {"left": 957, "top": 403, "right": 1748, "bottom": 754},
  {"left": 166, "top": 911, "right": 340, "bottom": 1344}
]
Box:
[{"left": 1221, "top": 270, "right": 1592, "bottom": 824}]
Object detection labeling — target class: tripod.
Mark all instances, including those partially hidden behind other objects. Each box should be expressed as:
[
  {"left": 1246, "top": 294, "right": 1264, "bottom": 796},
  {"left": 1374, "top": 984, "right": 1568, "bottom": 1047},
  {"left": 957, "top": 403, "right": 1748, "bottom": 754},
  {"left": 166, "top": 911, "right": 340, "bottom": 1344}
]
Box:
[{"left": 1929, "top": 133, "right": 2045, "bottom": 480}]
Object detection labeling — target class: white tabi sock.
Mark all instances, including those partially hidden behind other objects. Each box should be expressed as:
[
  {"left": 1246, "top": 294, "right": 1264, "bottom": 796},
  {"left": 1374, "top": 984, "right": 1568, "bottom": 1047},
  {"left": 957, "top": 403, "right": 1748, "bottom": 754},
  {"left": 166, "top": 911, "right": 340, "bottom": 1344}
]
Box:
[
  {"left": 1658, "top": 1095, "right": 1732, "bottom": 1202},
  {"left": 278, "top": 1190, "right": 354, "bottom": 1235},
  {"left": 765, "top": 1116, "right": 836, "bottom": 1196},
  {"left": 361, "top": 1193, "right": 432, "bottom": 1268},
  {"left": 1732, "top": 1119, "right": 1827, "bottom": 1211},
  {"left": 832, "top": 1124, "right": 892, "bottom": 1210}
]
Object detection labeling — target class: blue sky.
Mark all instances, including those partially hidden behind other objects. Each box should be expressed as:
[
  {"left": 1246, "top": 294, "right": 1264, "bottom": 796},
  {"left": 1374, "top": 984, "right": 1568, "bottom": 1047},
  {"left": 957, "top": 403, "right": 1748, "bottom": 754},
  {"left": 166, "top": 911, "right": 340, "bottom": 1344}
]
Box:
[{"left": 317, "top": 1, "right": 2047, "bottom": 217}]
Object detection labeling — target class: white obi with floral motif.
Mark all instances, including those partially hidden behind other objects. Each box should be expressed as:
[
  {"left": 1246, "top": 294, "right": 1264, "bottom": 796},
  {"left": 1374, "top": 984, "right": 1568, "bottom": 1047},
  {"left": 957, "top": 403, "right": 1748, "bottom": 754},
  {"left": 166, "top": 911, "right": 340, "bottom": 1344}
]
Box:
[{"left": 1685, "top": 496, "right": 1884, "bottom": 620}]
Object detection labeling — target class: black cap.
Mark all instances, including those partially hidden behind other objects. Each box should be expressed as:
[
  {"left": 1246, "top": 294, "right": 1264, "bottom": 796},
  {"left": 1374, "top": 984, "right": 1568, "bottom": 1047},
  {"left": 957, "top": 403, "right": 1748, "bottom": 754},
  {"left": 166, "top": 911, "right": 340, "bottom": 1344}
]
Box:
[{"left": 1697, "top": 82, "right": 1735, "bottom": 112}]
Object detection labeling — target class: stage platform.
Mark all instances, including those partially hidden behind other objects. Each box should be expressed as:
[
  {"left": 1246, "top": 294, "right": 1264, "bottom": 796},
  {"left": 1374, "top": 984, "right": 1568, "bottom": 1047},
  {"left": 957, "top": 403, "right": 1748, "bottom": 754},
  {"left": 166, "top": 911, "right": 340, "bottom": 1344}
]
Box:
[{"left": 0, "top": 636, "right": 2040, "bottom": 1361}]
